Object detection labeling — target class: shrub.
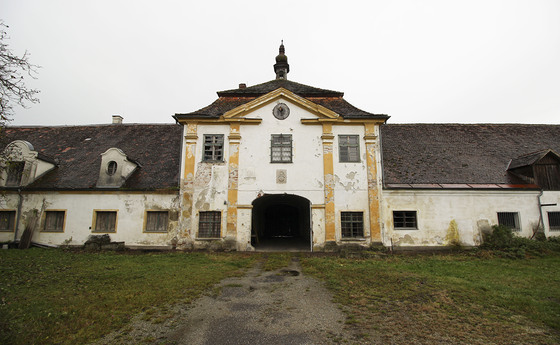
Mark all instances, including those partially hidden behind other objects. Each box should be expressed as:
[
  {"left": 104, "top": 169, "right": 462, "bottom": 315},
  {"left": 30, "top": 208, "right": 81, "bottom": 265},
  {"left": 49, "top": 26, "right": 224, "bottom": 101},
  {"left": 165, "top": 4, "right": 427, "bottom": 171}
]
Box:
[{"left": 481, "top": 225, "right": 560, "bottom": 258}]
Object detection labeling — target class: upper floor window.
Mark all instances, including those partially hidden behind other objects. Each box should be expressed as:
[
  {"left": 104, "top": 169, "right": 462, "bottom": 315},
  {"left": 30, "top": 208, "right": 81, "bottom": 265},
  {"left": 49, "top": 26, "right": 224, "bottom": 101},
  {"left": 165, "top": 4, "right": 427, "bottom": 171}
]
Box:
[
  {"left": 271, "top": 134, "right": 292, "bottom": 163},
  {"left": 339, "top": 135, "right": 360, "bottom": 162},
  {"left": 203, "top": 135, "right": 224, "bottom": 162},
  {"left": 6, "top": 162, "right": 25, "bottom": 186}
]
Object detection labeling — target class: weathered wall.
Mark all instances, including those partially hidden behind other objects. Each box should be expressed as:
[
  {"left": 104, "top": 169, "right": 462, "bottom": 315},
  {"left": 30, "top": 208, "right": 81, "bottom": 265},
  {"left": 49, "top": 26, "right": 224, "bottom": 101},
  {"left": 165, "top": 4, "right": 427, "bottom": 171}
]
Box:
[
  {"left": 382, "top": 189, "right": 543, "bottom": 247},
  {"left": 0, "top": 192, "right": 180, "bottom": 247}
]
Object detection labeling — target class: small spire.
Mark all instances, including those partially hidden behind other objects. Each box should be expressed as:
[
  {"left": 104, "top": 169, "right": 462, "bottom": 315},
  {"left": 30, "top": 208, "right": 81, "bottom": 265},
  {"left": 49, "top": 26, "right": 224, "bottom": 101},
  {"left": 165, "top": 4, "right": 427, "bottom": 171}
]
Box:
[{"left": 274, "top": 40, "right": 289, "bottom": 80}]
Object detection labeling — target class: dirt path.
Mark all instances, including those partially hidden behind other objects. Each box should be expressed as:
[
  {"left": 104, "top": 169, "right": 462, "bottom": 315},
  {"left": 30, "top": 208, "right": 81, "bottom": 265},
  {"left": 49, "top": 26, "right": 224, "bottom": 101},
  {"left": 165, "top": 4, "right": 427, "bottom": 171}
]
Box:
[{"left": 95, "top": 256, "right": 358, "bottom": 345}]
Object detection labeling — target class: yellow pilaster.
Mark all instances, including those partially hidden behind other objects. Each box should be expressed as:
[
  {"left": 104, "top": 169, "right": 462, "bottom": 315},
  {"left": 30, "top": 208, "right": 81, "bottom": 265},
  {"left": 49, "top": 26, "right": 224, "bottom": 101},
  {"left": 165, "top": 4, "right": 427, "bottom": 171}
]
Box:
[
  {"left": 182, "top": 123, "right": 198, "bottom": 238},
  {"left": 364, "top": 123, "right": 382, "bottom": 242},
  {"left": 321, "top": 123, "right": 336, "bottom": 242},
  {"left": 227, "top": 123, "right": 241, "bottom": 237}
]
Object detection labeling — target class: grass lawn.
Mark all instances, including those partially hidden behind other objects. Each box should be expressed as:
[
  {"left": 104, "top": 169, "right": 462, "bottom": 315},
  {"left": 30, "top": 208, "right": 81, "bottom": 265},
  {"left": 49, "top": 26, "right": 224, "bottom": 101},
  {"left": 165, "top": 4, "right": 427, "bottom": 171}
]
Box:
[
  {"left": 2, "top": 249, "right": 559, "bottom": 344},
  {"left": 301, "top": 253, "right": 560, "bottom": 344},
  {"left": 0, "top": 249, "right": 255, "bottom": 345}
]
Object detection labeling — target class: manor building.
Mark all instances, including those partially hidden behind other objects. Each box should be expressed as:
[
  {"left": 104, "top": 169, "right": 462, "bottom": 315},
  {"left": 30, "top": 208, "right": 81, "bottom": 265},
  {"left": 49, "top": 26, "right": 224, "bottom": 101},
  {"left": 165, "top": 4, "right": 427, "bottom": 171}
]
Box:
[{"left": 1, "top": 44, "right": 559, "bottom": 250}]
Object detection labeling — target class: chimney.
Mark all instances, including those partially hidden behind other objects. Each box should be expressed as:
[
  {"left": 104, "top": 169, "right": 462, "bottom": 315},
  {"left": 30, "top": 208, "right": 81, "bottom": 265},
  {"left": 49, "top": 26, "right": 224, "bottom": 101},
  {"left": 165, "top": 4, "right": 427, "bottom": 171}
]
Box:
[
  {"left": 239, "top": 83, "right": 247, "bottom": 89},
  {"left": 112, "top": 115, "right": 123, "bottom": 124}
]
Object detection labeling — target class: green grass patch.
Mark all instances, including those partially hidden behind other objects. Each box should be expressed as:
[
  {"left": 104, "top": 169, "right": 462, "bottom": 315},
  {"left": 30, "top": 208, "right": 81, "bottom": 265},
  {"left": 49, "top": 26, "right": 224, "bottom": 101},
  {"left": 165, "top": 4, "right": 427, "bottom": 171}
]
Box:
[
  {"left": 261, "top": 253, "right": 294, "bottom": 271},
  {"left": 301, "top": 253, "right": 560, "bottom": 344},
  {"left": 0, "top": 249, "right": 255, "bottom": 345}
]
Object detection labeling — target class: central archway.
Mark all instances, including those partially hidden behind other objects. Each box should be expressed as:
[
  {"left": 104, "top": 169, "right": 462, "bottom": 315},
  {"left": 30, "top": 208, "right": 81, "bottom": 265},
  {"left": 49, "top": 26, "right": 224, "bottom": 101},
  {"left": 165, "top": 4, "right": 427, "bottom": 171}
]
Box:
[{"left": 251, "top": 194, "right": 311, "bottom": 251}]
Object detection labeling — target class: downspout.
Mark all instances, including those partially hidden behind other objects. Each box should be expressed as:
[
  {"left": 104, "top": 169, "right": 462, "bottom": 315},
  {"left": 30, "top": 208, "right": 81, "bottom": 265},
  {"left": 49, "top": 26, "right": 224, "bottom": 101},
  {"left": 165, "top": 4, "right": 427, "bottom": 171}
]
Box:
[
  {"left": 534, "top": 190, "right": 544, "bottom": 239},
  {"left": 13, "top": 188, "right": 23, "bottom": 242},
  {"left": 378, "top": 125, "right": 387, "bottom": 247}
]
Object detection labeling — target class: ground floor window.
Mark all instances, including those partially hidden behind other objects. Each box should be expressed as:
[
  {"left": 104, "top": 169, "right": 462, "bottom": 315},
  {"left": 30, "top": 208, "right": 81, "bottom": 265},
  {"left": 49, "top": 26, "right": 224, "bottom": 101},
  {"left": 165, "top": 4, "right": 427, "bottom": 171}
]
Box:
[
  {"left": 93, "top": 211, "right": 117, "bottom": 233},
  {"left": 198, "top": 211, "right": 221, "bottom": 238},
  {"left": 341, "top": 212, "right": 364, "bottom": 238},
  {"left": 43, "top": 211, "right": 65, "bottom": 232},
  {"left": 548, "top": 212, "right": 560, "bottom": 231},
  {"left": 0, "top": 210, "right": 16, "bottom": 232},
  {"left": 145, "top": 211, "right": 169, "bottom": 233},
  {"left": 393, "top": 211, "right": 417, "bottom": 229},
  {"left": 497, "top": 212, "right": 520, "bottom": 231}
]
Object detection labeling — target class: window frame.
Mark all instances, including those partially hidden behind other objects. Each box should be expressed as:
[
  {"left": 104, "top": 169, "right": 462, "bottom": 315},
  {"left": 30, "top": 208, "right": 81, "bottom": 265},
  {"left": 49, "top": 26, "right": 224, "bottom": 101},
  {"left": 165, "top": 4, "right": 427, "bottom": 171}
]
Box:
[
  {"left": 202, "top": 134, "right": 224, "bottom": 162},
  {"left": 6, "top": 161, "right": 25, "bottom": 186},
  {"left": 198, "top": 211, "right": 222, "bottom": 239},
  {"left": 270, "top": 134, "right": 293, "bottom": 163},
  {"left": 42, "top": 210, "right": 66, "bottom": 233},
  {"left": 0, "top": 210, "right": 17, "bottom": 232},
  {"left": 92, "top": 210, "right": 118, "bottom": 233},
  {"left": 144, "top": 210, "right": 169, "bottom": 233},
  {"left": 339, "top": 135, "right": 360, "bottom": 163},
  {"left": 497, "top": 212, "right": 521, "bottom": 232},
  {"left": 547, "top": 211, "right": 560, "bottom": 231},
  {"left": 393, "top": 211, "right": 418, "bottom": 230},
  {"left": 341, "top": 211, "right": 364, "bottom": 239}
]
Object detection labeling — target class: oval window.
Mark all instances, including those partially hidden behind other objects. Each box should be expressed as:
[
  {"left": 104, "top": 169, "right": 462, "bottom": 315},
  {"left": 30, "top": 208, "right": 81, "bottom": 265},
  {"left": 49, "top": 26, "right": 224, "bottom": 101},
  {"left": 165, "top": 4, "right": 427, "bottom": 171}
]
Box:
[{"left": 107, "top": 161, "right": 118, "bottom": 176}]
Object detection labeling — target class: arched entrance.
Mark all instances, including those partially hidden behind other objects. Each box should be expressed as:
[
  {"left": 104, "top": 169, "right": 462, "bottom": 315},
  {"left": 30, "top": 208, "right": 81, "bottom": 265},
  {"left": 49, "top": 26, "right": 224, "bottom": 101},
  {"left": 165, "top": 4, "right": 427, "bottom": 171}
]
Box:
[{"left": 251, "top": 194, "right": 311, "bottom": 251}]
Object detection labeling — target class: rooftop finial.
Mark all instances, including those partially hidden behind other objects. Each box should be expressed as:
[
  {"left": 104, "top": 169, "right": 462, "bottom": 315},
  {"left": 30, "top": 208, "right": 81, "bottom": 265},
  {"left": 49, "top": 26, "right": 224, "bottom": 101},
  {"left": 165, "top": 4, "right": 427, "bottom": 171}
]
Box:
[{"left": 274, "top": 41, "right": 289, "bottom": 80}]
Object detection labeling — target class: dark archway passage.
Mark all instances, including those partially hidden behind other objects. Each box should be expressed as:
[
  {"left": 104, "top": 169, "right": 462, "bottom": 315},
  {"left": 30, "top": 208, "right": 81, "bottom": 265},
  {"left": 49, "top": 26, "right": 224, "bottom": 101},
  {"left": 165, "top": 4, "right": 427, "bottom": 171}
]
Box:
[{"left": 251, "top": 194, "right": 311, "bottom": 251}]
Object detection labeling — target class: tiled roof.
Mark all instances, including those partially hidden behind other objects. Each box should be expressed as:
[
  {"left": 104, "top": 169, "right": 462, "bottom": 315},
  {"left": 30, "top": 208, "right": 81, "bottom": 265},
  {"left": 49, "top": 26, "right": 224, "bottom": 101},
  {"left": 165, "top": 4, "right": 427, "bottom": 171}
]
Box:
[
  {"left": 217, "top": 79, "right": 344, "bottom": 97},
  {"left": 381, "top": 124, "right": 560, "bottom": 186},
  {"left": 1, "top": 124, "right": 183, "bottom": 191},
  {"left": 175, "top": 79, "right": 388, "bottom": 120}
]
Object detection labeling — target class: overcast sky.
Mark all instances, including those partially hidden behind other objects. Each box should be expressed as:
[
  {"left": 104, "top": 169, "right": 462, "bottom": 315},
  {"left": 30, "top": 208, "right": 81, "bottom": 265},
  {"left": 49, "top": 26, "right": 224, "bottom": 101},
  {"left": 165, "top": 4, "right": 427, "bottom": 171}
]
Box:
[{"left": 3, "top": 0, "right": 560, "bottom": 126}]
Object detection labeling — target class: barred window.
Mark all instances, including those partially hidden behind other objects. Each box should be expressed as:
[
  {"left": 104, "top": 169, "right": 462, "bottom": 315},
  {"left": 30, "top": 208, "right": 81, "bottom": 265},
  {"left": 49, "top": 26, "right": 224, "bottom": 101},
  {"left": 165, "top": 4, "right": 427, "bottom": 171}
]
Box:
[
  {"left": 6, "top": 162, "right": 24, "bottom": 186},
  {"left": 93, "top": 211, "right": 117, "bottom": 233},
  {"left": 198, "top": 211, "right": 221, "bottom": 238},
  {"left": 271, "top": 134, "right": 292, "bottom": 163},
  {"left": 339, "top": 135, "right": 360, "bottom": 162},
  {"left": 0, "top": 211, "right": 16, "bottom": 232},
  {"left": 43, "top": 211, "right": 65, "bottom": 232},
  {"left": 548, "top": 212, "right": 560, "bottom": 231},
  {"left": 203, "top": 135, "right": 224, "bottom": 162},
  {"left": 497, "top": 212, "right": 520, "bottom": 231},
  {"left": 393, "top": 211, "right": 417, "bottom": 229},
  {"left": 341, "top": 212, "right": 364, "bottom": 238},
  {"left": 145, "top": 211, "right": 169, "bottom": 233}
]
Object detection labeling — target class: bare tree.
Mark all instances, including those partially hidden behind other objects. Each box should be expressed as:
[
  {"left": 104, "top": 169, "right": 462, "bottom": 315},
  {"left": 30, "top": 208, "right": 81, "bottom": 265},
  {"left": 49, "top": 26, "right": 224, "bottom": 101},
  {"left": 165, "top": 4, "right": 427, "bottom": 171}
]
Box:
[{"left": 0, "top": 20, "right": 39, "bottom": 124}]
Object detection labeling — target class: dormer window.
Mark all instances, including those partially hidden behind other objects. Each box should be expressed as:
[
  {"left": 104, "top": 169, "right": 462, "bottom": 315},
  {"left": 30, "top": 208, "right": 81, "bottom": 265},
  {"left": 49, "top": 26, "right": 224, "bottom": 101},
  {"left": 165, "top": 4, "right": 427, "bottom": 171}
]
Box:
[
  {"left": 6, "top": 162, "right": 25, "bottom": 186},
  {"left": 508, "top": 149, "right": 560, "bottom": 190},
  {"left": 107, "top": 161, "right": 117, "bottom": 176},
  {"left": 96, "top": 148, "right": 139, "bottom": 188}
]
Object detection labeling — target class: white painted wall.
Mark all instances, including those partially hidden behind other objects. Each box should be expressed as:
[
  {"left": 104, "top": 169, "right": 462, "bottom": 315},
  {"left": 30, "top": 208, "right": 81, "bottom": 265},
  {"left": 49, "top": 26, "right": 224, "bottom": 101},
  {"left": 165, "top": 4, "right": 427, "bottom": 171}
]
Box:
[
  {"left": 541, "top": 191, "right": 560, "bottom": 237},
  {"left": 0, "top": 192, "right": 180, "bottom": 247},
  {"left": 382, "top": 189, "right": 543, "bottom": 247}
]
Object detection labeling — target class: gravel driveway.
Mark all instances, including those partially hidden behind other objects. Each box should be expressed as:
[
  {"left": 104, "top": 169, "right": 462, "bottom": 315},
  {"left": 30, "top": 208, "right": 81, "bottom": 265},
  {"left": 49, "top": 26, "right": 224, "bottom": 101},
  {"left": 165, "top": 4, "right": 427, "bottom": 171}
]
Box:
[{"left": 95, "top": 256, "right": 358, "bottom": 345}]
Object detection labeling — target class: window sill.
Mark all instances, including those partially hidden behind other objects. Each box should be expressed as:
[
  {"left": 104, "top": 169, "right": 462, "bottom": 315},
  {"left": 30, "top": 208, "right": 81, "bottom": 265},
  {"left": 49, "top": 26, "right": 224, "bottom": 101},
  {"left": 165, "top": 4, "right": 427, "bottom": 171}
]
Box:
[
  {"left": 341, "top": 237, "right": 367, "bottom": 241},
  {"left": 195, "top": 237, "right": 222, "bottom": 241},
  {"left": 201, "top": 161, "right": 225, "bottom": 164},
  {"left": 394, "top": 228, "right": 418, "bottom": 231}
]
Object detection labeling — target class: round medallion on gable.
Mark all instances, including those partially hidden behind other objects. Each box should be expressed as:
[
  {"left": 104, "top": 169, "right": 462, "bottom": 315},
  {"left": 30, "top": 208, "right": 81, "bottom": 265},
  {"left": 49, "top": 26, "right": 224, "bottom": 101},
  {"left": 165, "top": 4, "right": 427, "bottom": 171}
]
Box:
[{"left": 273, "top": 103, "right": 290, "bottom": 120}]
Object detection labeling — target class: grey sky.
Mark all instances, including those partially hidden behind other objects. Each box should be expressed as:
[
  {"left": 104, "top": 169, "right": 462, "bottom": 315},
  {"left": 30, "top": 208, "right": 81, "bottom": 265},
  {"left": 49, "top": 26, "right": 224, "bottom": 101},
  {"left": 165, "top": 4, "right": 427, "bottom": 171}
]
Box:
[{"left": 3, "top": 0, "right": 560, "bottom": 125}]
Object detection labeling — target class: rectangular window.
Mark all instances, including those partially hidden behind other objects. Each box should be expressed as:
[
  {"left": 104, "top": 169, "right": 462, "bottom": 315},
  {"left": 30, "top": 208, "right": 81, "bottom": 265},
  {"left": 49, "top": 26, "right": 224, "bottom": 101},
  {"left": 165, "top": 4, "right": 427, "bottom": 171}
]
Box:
[
  {"left": 339, "top": 135, "right": 360, "bottom": 162},
  {"left": 497, "top": 212, "right": 520, "bottom": 231},
  {"left": 6, "top": 162, "right": 25, "bottom": 186},
  {"left": 548, "top": 212, "right": 560, "bottom": 231},
  {"left": 271, "top": 134, "right": 292, "bottom": 163},
  {"left": 145, "top": 211, "right": 169, "bottom": 233},
  {"left": 198, "top": 211, "right": 221, "bottom": 238},
  {"left": 43, "top": 211, "right": 65, "bottom": 232},
  {"left": 341, "top": 212, "right": 364, "bottom": 238},
  {"left": 93, "top": 211, "right": 117, "bottom": 233},
  {"left": 0, "top": 211, "right": 16, "bottom": 232},
  {"left": 203, "top": 135, "right": 224, "bottom": 162},
  {"left": 393, "top": 211, "right": 418, "bottom": 229}
]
